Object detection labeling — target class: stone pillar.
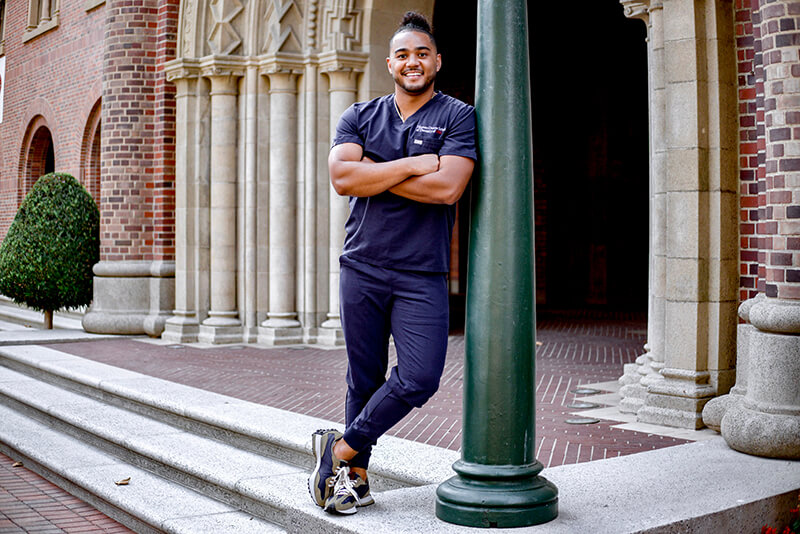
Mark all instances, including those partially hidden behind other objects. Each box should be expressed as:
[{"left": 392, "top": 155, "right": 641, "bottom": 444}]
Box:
[
  {"left": 721, "top": 0, "right": 800, "bottom": 459},
  {"left": 258, "top": 69, "right": 303, "bottom": 345},
  {"left": 617, "top": 0, "right": 669, "bottom": 414},
  {"left": 242, "top": 66, "right": 259, "bottom": 342},
  {"left": 318, "top": 52, "right": 365, "bottom": 346},
  {"left": 703, "top": 295, "right": 761, "bottom": 430},
  {"left": 636, "top": 0, "right": 738, "bottom": 429},
  {"left": 197, "top": 72, "right": 242, "bottom": 344},
  {"left": 163, "top": 69, "right": 201, "bottom": 342}
]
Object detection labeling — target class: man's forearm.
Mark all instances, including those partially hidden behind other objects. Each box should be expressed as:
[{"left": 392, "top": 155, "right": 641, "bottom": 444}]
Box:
[
  {"left": 331, "top": 158, "right": 423, "bottom": 197},
  {"left": 388, "top": 155, "right": 475, "bottom": 205}
]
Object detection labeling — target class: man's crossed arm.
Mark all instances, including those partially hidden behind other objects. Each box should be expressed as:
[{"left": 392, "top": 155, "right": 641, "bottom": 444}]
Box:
[{"left": 329, "top": 142, "right": 475, "bottom": 205}]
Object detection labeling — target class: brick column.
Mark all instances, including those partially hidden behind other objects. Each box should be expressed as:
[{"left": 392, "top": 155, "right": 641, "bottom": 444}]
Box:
[
  {"left": 197, "top": 72, "right": 242, "bottom": 344},
  {"left": 318, "top": 52, "right": 366, "bottom": 346},
  {"left": 722, "top": 0, "right": 800, "bottom": 459},
  {"left": 83, "top": 0, "right": 177, "bottom": 336},
  {"left": 258, "top": 69, "right": 303, "bottom": 345}
]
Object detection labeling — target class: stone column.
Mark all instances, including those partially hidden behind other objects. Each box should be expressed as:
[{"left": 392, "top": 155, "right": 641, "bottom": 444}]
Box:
[
  {"left": 318, "top": 52, "right": 365, "bottom": 346},
  {"left": 163, "top": 67, "right": 201, "bottom": 342},
  {"left": 721, "top": 0, "right": 800, "bottom": 459},
  {"left": 636, "top": 0, "right": 738, "bottom": 429},
  {"left": 242, "top": 66, "right": 259, "bottom": 342},
  {"left": 258, "top": 69, "right": 303, "bottom": 345},
  {"left": 618, "top": 0, "right": 669, "bottom": 414},
  {"left": 197, "top": 72, "right": 242, "bottom": 344}
]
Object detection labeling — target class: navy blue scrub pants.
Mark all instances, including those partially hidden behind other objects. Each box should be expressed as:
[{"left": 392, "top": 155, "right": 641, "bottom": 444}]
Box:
[{"left": 339, "top": 256, "right": 449, "bottom": 469}]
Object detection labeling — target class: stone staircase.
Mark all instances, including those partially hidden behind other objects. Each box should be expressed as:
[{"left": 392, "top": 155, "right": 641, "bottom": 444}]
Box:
[{"left": 0, "top": 344, "right": 457, "bottom": 533}]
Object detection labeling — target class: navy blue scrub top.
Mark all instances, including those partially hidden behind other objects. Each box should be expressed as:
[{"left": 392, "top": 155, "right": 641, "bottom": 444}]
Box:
[{"left": 332, "top": 92, "right": 477, "bottom": 273}]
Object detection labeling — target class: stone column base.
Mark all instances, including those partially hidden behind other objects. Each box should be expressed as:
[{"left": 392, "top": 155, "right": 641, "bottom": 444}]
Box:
[
  {"left": 258, "top": 316, "right": 302, "bottom": 345},
  {"left": 162, "top": 312, "right": 200, "bottom": 343},
  {"left": 701, "top": 392, "right": 743, "bottom": 432},
  {"left": 721, "top": 327, "right": 800, "bottom": 459},
  {"left": 198, "top": 323, "right": 243, "bottom": 344},
  {"left": 637, "top": 368, "right": 716, "bottom": 429},
  {"left": 82, "top": 261, "right": 175, "bottom": 337},
  {"left": 318, "top": 317, "right": 345, "bottom": 347}
]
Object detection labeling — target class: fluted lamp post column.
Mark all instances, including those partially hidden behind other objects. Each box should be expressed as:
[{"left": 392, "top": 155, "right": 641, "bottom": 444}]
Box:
[{"left": 435, "top": 0, "right": 558, "bottom": 527}]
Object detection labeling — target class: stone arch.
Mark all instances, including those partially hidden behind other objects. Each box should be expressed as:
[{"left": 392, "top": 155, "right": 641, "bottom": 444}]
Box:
[
  {"left": 80, "top": 98, "right": 102, "bottom": 203},
  {"left": 18, "top": 116, "right": 55, "bottom": 202}
]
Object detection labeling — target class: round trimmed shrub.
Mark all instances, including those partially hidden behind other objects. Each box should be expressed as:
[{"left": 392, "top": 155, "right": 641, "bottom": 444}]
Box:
[{"left": 0, "top": 173, "right": 99, "bottom": 324}]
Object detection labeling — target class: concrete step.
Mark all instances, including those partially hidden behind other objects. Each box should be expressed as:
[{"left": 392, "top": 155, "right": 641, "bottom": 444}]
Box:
[
  {"left": 0, "top": 344, "right": 458, "bottom": 533},
  {"left": 0, "top": 344, "right": 457, "bottom": 490},
  {"left": 0, "top": 403, "right": 286, "bottom": 534}
]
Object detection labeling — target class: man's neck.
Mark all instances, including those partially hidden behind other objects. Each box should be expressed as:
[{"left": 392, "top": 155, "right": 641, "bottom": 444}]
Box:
[{"left": 394, "top": 87, "right": 436, "bottom": 121}]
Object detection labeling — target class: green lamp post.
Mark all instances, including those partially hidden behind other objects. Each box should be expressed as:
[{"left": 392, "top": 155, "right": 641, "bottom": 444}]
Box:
[{"left": 435, "top": 0, "right": 559, "bottom": 527}]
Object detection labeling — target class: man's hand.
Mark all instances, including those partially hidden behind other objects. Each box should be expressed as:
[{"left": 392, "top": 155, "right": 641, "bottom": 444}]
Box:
[{"left": 408, "top": 154, "right": 440, "bottom": 176}]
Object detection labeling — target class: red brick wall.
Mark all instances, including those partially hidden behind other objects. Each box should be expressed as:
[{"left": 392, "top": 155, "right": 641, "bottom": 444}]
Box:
[
  {"left": 0, "top": 0, "right": 105, "bottom": 240},
  {"left": 757, "top": 0, "right": 800, "bottom": 300},
  {"left": 738, "top": 0, "right": 760, "bottom": 302},
  {"left": 99, "top": 0, "right": 176, "bottom": 262}
]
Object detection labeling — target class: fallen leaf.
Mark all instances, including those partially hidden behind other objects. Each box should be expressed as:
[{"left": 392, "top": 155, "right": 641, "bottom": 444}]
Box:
[
  {"left": 536, "top": 341, "right": 543, "bottom": 346},
  {"left": 115, "top": 477, "right": 131, "bottom": 486},
  {"left": 11, "top": 462, "right": 23, "bottom": 468}
]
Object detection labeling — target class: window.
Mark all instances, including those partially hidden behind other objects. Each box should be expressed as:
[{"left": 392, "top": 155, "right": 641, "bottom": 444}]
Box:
[
  {"left": 0, "top": 0, "right": 6, "bottom": 56},
  {"left": 23, "top": 0, "right": 59, "bottom": 42}
]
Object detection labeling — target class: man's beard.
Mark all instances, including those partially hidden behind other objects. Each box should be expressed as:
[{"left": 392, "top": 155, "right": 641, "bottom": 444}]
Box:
[{"left": 394, "top": 71, "right": 436, "bottom": 95}]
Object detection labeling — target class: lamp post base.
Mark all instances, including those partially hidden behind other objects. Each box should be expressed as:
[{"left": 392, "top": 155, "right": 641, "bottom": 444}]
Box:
[{"left": 435, "top": 461, "right": 558, "bottom": 528}]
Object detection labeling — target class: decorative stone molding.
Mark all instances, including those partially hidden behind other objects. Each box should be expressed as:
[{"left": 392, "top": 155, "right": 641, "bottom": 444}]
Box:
[
  {"left": 258, "top": 52, "right": 305, "bottom": 76},
  {"left": 306, "top": 0, "right": 318, "bottom": 49},
  {"left": 318, "top": 48, "right": 368, "bottom": 74},
  {"left": 263, "top": 0, "right": 304, "bottom": 54},
  {"left": 165, "top": 58, "right": 202, "bottom": 82},
  {"left": 320, "top": 0, "right": 362, "bottom": 52},
  {"left": 620, "top": 0, "right": 650, "bottom": 22},
  {"left": 199, "top": 55, "right": 247, "bottom": 79},
  {"left": 207, "top": 0, "right": 243, "bottom": 55},
  {"left": 749, "top": 297, "right": 800, "bottom": 335}
]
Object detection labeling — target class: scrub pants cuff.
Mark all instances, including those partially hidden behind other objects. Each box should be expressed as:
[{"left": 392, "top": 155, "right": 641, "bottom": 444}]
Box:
[{"left": 342, "top": 428, "right": 373, "bottom": 457}]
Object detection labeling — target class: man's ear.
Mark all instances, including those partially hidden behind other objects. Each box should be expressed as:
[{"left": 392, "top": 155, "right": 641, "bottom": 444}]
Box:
[{"left": 436, "top": 54, "right": 442, "bottom": 72}]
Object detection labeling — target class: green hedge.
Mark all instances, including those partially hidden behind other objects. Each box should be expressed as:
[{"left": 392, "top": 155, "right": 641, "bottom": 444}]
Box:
[{"left": 0, "top": 173, "right": 99, "bottom": 313}]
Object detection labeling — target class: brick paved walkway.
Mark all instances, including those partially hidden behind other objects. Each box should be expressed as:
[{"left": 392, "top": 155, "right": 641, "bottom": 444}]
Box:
[
  {"left": 47, "top": 311, "right": 689, "bottom": 467},
  {"left": 0, "top": 452, "right": 132, "bottom": 534}
]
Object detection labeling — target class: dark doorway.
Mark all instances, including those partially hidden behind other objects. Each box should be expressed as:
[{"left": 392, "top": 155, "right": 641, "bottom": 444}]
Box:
[{"left": 434, "top": 0, "right": 649, "bottom": 326}]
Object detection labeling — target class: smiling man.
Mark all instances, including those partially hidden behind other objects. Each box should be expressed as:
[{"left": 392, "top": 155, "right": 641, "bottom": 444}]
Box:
[{"left": 307, "top": 11, "right": 477, "bottom": 516}]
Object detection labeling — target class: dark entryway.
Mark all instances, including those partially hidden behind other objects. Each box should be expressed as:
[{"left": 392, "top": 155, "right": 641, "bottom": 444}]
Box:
[{"left": 434, "top": 0, "right": 649, "bottom": 329}]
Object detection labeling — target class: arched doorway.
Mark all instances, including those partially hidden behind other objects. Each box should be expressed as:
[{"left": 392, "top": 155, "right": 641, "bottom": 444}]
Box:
[
  {"left": 81, "top": 99, "right": 102, "bottom": 203},
  {"left": 433, "top": 0, "right": 649, "bottom": 325},
  {"left": 21, "top": 121, "right": 55, "bottom": 198}
]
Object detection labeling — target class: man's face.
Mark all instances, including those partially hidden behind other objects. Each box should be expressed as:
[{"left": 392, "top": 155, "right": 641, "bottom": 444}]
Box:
[{"left": 387, "top": 30, "right": 441, "bottom": 96}]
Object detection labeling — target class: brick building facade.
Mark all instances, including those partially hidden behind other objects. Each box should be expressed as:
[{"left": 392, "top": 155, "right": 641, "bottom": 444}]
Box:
[{"left": 0, "top": 0, "right": 797, "bottom": 457}]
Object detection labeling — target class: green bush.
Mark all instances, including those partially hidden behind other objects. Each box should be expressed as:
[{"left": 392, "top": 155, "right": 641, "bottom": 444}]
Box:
[{"left": 0, "top": 173, "right": 99, "bottom": 322}]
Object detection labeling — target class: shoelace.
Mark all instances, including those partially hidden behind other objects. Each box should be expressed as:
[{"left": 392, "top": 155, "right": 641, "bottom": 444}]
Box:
[{"left": 330, "top": 466, "right": 358, "bottom": 500}]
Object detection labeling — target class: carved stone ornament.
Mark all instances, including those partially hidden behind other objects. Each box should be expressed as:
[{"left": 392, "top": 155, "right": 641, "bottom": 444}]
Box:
[
  {"left": 620, "top": 0, "right": 650, "bottom": 22},
  {"left": 208, "top": 0, "right": 244, "bottom": 55},
  {"left": 320, "top": 0, "right": 362, "bottom": 52},
  {"left": 263, "top": 0, "right": 304, "bottom": 54}
]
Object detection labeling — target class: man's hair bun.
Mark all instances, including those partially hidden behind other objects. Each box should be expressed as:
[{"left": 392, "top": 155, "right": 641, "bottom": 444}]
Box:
[
  {"left": 392, "top": 11, "right": 436, "bottom": 48},
  {"left": 400, "top": 11, "right": 432, "bottom": 33}
]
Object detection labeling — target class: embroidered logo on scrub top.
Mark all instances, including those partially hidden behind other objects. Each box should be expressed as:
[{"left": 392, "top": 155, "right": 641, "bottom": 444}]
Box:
[{"left": 413, "top": 124, "right": 446, "bottom": 145}]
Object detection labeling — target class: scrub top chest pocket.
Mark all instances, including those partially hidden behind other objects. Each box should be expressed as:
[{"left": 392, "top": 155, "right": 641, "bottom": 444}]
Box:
[{"left": 407, "top": 125, "right": 446, "bottom": 156}]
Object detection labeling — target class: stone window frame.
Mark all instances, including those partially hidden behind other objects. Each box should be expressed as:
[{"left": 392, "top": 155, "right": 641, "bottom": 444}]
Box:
[
  {"left": 0, "top": 0, "right": 6, "bottom": 56},
  {"left": 23, "top": 0, "right": 60, "bottom": 43},
  {"left": 84, "top": 0, "right": 104, "bottom": 13}
]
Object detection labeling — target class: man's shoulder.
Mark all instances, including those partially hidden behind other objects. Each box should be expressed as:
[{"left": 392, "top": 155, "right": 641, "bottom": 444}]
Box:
[
  {"left": 352, "top": 94, "right": 394, "bottom": 112},
  {"left": 434, "top": 92, "right": 475, "bottom": 114}
]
